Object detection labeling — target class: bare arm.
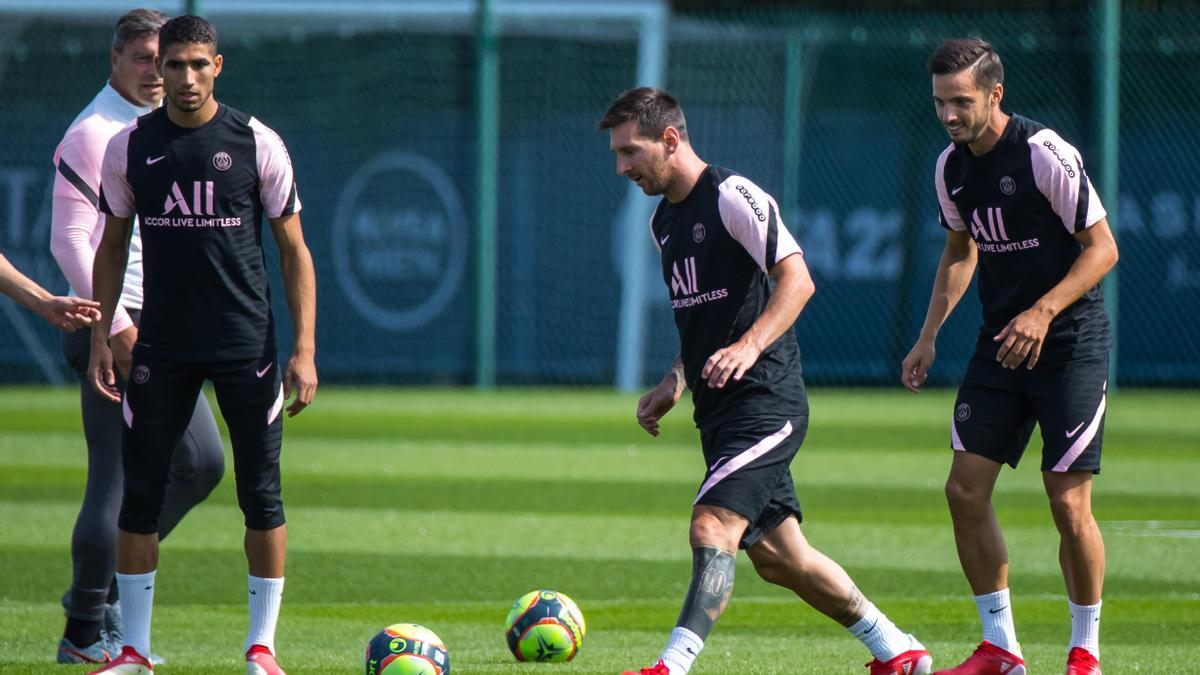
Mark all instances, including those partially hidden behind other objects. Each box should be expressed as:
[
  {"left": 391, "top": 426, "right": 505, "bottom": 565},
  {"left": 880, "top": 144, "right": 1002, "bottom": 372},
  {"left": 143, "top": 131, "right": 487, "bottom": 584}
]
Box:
[
  {"left": 901, "top": 229, "right": 977, "bottom": 392},
  {"left": 702, "top": 252, "right": 814, "bottom": 389},
  {"left": 666, "top": 354, "right": 685, "bottom": 399},
  {"left": 636, "top": 354, "right": 685, "bottom": 437},
  {"left": 269, "top": 212, "right": 318, "bottom": 416},
  {"left": 0, "top": 253, "right": 55, "bottom": 311},
  {"left": 88, "top": 215, "right": 132, "bottom": 401},
  {"left": 0, "top": 253, "right": 99, "bottom": 331},
  {"left": 994, "top": 217, "right": 1118, "bottom": 369}
]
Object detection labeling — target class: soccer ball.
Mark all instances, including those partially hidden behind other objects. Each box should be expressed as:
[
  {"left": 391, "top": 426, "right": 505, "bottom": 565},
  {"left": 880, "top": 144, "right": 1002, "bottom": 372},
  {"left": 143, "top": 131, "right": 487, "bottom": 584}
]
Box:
[
  {"left": 504, "top": 589, "right": 586, "bottom": 662},
  {"left": 364, "top": 623, "right": 450, "bottom": 674}
]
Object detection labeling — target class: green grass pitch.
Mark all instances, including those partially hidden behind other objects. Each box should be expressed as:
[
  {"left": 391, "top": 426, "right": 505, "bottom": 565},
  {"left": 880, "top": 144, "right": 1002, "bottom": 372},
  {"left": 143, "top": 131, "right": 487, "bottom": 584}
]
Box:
[{"left": 1, "top": 387, "right": 1197, "bottom": 673}]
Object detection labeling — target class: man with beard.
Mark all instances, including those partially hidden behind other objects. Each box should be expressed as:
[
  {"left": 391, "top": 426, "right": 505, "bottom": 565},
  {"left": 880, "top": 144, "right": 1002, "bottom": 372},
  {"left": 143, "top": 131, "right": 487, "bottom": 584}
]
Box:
[
  {"left": 902, "top": 38, "right": 1116, "bottom": 675},
  {"left": 601, "top": 87, "right": 932, "bottom": 675}
]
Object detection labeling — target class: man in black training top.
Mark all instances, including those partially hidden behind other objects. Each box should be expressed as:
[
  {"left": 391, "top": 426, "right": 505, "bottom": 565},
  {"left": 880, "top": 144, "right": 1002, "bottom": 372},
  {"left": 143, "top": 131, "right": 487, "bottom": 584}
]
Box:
[
  {"left": 902, "top": 38, "right": 1116, "bottom": 675},
  {"left": 49, "top": 10, "right": 224, "bottom": 665},
  {"left": 602, "top": 87, "right": 933, "bottom": 675},
  {"left": 88, "top": 15, "right": 317, "bottom": 675}
]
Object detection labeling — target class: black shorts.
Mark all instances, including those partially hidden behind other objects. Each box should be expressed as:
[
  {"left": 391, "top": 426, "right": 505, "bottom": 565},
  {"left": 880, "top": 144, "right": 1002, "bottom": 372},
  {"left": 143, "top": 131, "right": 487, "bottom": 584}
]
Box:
[
  {"left": 695, "top": 415, "right": 808, "bottom": 550},
  {"left": 952, "top": 354, "right": 1108, "bottom": 473},
  {"left": 119, "top": 343, "right": 285, "bottom": 532}
]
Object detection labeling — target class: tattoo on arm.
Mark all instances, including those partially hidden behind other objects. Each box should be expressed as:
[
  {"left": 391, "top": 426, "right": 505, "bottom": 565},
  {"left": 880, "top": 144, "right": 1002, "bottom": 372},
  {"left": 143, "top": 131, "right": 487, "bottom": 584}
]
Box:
[
  {"left": 669, "top": 355, "right": 685, "bottom": 397},
  {"left": 834, "top": 585, "right": 868, "bottom": 627}
]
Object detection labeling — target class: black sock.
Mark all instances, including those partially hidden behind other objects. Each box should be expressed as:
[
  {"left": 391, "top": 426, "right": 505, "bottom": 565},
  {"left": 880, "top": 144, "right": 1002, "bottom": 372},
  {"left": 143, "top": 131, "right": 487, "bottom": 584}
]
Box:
[{"left": 64, "top": 618, "right": 103, "bottom": 647}]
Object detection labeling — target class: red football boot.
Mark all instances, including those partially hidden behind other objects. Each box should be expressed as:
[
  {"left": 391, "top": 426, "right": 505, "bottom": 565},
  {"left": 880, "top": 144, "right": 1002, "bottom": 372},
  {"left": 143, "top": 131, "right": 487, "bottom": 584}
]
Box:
[
  {"left": 1065, "top": 646, "right": 1101, "bottom": 674},
  {"left": 246, "top": 644, "right": 287, "bottom": 675},
  {"left": 868, "top": 647, "right": 934, "bottom": 674},
  {"left": 87, "top": 645, "right": 152, "bottom": 674},
  {"left": 933, "top": 641, "right": 1025, "bottom": 675}
]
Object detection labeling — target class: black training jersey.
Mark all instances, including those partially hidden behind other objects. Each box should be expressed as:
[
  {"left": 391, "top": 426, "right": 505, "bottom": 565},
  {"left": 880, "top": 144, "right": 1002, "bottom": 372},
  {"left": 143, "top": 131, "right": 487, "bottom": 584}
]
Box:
[
  {"left": 935, "top": 114, "right": 1110, "bottom": 363},
  {"left": 651, "top": 165, "right": 807, "bottom": 428},
  {"left": 99, "top": 104, "right": 300, "bottom": 361}
]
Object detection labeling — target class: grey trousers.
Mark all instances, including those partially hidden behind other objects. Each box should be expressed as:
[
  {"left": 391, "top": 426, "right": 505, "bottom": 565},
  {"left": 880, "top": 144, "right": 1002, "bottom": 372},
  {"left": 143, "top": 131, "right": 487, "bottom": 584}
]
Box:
[{"left": 61, "top": 315, "right": 225, "bottom": 621}]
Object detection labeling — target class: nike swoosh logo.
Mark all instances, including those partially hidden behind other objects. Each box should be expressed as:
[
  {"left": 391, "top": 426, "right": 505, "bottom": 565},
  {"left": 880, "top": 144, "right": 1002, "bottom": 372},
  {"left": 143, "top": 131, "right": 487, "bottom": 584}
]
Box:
[
  {"left": 62, "top": 645, "right": 110, "bottom": 663},
  {"left": 988, "top": 605, "right": 1008, "bottom": 614},
  {"left": 862, "top": 618, "right": 879, "bottom": 634},
  {"left": 249, "top": 589, "right": 257, "bottom": 595},
  {"left": 256, "top": 362, "right": 273, "bottom": 378},
  {"left": 144, "top": 585, "right": 153, "bottom": 590},
  {"left": 951, "top": 185, "right": 964, "bottom": 195},
  {"left": 145, "top": 155, "right": 166, "bottom": 165},
  {"left": 1066, "top": 421, "right": 1086, "bottom": 438},
  {"left": 660, "top": 235, "right": 670, "bottom": 245}
]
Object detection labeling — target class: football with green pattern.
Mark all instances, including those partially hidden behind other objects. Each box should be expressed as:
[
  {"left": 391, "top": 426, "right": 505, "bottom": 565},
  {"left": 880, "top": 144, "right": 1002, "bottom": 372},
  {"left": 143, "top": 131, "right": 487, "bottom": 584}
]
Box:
[
  {"left": 503, "top": 590, "right": 586, "bottom": 662},
  {"left": 364, "top": 623, "right": 450, "bottom": 674}
]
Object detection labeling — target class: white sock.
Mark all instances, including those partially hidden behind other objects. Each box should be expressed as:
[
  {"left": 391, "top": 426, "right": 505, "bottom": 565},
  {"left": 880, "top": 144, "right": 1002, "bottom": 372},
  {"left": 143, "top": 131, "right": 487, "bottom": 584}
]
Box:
[
  {"left": 1068, "top": 599, "right": 1101, "bottom": 657},
  {"left": 115, "top": 571, "right": 156, "bottom": 659},
  {"left": 975, "top": 589, "right": 1020, "bottom": 657},
  {"left": 848, "top": 601, "right": 916, "bottom": 662},
  {"left": 244, "top": 575, "right": 285, "bottom": 654},
  {"left": 659, "top": 626, "right": 704, "bottom": 674}
]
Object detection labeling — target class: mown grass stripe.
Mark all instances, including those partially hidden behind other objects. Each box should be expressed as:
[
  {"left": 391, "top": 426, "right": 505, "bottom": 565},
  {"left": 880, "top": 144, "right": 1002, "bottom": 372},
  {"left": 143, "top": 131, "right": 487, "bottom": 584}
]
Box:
[{"left": 1, "top": 387, "right": 1196, "bottom": 673}]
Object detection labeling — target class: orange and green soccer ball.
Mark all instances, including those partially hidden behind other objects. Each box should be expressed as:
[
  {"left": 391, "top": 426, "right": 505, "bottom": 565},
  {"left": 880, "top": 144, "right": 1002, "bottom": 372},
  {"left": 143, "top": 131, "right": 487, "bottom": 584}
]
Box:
[
  {"left": 364, "top": 623, "right": 450, "bottom": 674},
  {"left": 504, "top": 589, "right": 586, "bottom": 662}
]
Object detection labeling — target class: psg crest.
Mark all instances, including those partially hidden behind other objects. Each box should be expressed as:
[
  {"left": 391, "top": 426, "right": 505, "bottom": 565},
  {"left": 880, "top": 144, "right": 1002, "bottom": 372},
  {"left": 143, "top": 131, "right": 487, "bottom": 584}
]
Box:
[
  {"left": 692, "top": 222, "right": 706, "bottom": 243},
  {"left": 999, "top": 176, "right": 1016, "bottom": 195},
  {"left": 212, "top": 151, "right": 233, "bottom": 172},
  {"left": 955, "top": 402, "right": 971, "bottom": 422}
]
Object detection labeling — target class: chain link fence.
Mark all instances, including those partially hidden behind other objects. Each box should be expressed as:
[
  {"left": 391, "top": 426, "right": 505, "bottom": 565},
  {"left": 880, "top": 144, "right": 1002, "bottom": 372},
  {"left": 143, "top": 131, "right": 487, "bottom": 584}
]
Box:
[{"left": 0, "top": 3, "right": 1195, "bottom": 386}]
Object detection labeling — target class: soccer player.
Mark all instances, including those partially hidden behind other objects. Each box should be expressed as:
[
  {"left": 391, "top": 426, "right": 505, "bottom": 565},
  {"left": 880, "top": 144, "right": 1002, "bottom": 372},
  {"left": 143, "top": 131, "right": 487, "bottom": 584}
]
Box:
[
  {"left": 0, "top": 252, "right": 99, "bottom": 331},
  {"left": 601, "top": 88, "right": 933, "bottom": 675},
  {"left": 86, "top": 15, "right": 317, "bottom": 675},
  {"left": 901, "top": 39, "right": 1116, "bottom": 675},
  {"left": 49, "top": 9, "right": 225, "bottom": 664}
]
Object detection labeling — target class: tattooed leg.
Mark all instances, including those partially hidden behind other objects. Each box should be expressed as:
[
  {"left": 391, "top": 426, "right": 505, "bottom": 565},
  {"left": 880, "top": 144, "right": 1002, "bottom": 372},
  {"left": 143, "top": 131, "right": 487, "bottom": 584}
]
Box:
[
  {"left": 676, "top": 546, "right": 736, "bottom": 638},
  {"left": 833, "top": 584, "right": 869, "bottom": 627}
]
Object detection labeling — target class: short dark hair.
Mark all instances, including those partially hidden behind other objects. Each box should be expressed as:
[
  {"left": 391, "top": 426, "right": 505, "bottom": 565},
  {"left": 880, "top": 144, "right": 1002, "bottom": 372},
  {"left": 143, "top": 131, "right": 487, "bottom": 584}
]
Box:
[
  {"left": 159, "top": 14, "right": 218, "bottom": 55},
  {"left": 112, "top": 8, "right": 168, "bottom": 52},
  {"left": 597, "top": 87, "right": 688, "bottom": 141},
  {"left": 928, "top": 38, "right": 1004, "bottom": 90}
]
